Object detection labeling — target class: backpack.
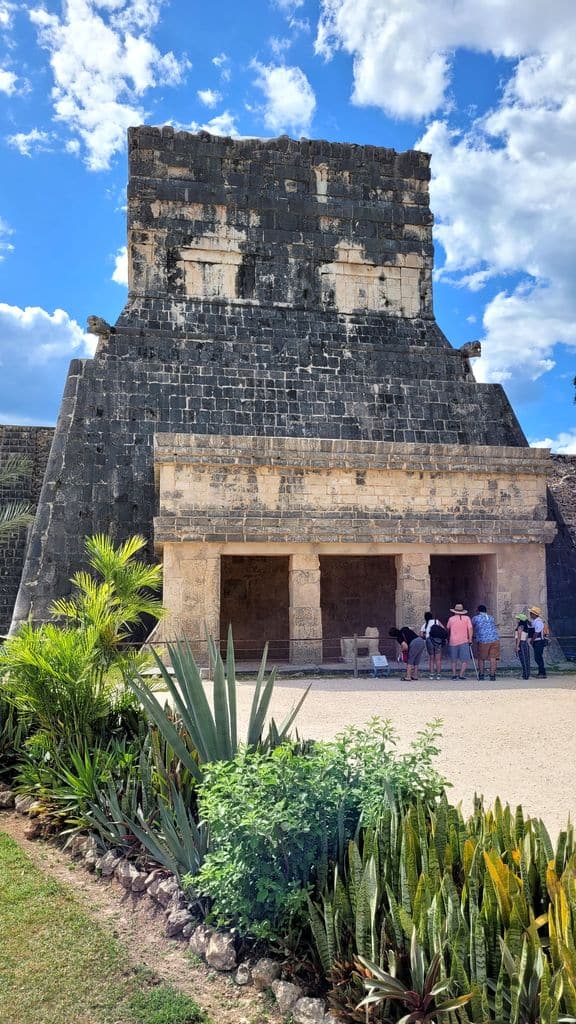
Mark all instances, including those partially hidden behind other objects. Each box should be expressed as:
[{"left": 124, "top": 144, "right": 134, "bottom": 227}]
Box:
[{"left": 430, "top": 622, "right": 448, "bottom": 643}]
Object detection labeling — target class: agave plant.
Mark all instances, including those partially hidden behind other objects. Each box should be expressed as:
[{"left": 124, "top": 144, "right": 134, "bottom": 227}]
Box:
[
  {"left": 358, "top": 930, "right": 472, "bottom": 1021},
  {"left": 127, "top": 626, "right": 310, "bottom": 782}
]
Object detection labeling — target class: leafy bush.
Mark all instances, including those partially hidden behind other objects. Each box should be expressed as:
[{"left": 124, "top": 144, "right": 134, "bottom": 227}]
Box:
[
  {"left": 194, "top": 720, "right": 446, "bottom": 940},
  {"left": 309, "top": 794, "right": 576, "bottom": 1023},
  {"left": 0, "top": 691, "right": 28, "bottom": 781},
  {"left": 0, "top": 533, "right": 162, "bottom": 754}
]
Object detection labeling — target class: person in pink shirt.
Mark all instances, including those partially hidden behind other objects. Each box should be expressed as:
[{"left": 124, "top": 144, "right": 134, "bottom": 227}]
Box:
[{"left": 446, "top": 603, "right": 473, "bottom": 680}]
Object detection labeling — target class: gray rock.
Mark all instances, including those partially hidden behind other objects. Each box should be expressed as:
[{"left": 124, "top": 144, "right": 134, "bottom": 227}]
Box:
[
  {"left": 165, "top": 909, "right": 194, "bottom": 937},
  {"left": 234, "top": 963, "right": 252, "bottom": 987},
  {"left": 155, "top": 877, "right": 179, "bottom": 908},
  {"left": 144, "top": 868, "right": 166, "bottom": 891},
  {"left": 70, "top": 834, "right": 98, "bottom": 859},
  {"left": 206, "top": 931, "right": 237, "bottom": 972},
  {"left": 323, "top": 1014, "right": 340, "bottom": 1023},
  {"left": 293, "top": 998, "right": 327, "bottom": 1024},
  {"left": 115, "top": 860, "right": 146, "bottom": 891},
  {"left": 252, "top": 957, "right": 281, "bottom": 990},
  {"left": 96, "top": 851, "right": 120, "bottom": 877},
  {"left": 272, "top": 980, "right": 303, "bottom": 1015},
  {"left": 182, "top": 920, "right": 196, "bottom": 939},
  {"left": 0, "top": 788, "right": 15, "bottom": 809},
  {"left": 84, "top": 848, "right": 100, "bottom": 871},
  {"left": 166, "top": 889, "right": 188, "bottom": 912},
  {"left": 14, "top": 794, "right": 34, "bottom": 814},
  {"left": 188, "top": 923, "right": 214, "bottom": 959}
]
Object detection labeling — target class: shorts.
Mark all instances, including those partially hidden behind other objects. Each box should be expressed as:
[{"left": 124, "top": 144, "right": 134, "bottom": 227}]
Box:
[
  {"left": 426, "top": 637, "right": 443, "bottom": 654},
  {"left": 407, "top": 637, "right": 426, "bottom": 665},
  {"left": 448, "top": 643, "right": 470, "bottom": 661},
  {"left": 477, "top": 641, "right": 500, "bottom": 661}
]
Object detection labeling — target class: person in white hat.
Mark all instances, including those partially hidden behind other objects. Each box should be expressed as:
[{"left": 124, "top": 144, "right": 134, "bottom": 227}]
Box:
[
  {"left": 529, "top": 606, "right": 547, "bottom": 678},
  {"left": 446, "top": 603, "right": 473, "bottom": 680}
]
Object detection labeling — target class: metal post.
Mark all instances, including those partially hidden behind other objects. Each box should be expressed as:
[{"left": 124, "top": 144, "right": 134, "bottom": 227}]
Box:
[{"left": 353, "top": 632, "right": 358, "bottom": 678}]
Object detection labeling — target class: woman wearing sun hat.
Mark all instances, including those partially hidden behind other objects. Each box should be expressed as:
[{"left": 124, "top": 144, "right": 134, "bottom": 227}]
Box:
[
  {"left": 529, "top": 606, "right": 547, "bottom": 678},
  {"left": 446, "top": 603, "right": 473, "bottom": 680},
  {"left": 514, "top": 612, "right": 531, "bottom": 680}
]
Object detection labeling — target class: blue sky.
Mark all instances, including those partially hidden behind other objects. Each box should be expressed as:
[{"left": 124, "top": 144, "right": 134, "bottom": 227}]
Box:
[{"left": 1, "top": 0, "right": 575, "bottom": 451}]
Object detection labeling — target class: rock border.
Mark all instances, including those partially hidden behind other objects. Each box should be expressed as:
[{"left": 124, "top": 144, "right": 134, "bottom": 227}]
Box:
[{"left": 2, "top": 797, "right": 335, "bottom": 1024}]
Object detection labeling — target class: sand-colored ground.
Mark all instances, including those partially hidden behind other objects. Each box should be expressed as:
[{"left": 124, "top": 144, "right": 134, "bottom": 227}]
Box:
[{"left": 230, "top": 672, "right": 576, "bottom": 840}]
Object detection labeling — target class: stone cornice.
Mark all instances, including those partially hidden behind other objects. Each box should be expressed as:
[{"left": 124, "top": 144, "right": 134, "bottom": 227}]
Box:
[
  {"left": 154, "top": 433, "right": 552, "bottom": 477},
  {"left": 154, "top": 512, "right": 556, "bottom": 546}
]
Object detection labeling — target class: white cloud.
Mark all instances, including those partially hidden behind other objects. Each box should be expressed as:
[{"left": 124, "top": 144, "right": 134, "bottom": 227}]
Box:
[
  {"left": 212, "top": 52, "right": 228, "bottom": 67},
  {"left": 29, "top": 0, "right": 188, "bottom": 171},
  {"left": 251, "top": 61, "right": 316, "bottom": 136},
  {"left": 180, "top": 110, "right": 240, "bottom": 137},
  {"left": 315, "top": 0, "right": 576, "bottom": 118},
  {"left": 7, "top": 128, "right": 53, "bottom": 157},
  {"left": 0, "top": 68, "right": 16, "bottom": 94},
  {"left": 0, "top": 2, "right": 15, "bottom": 31},
  {"left": 111, "top": 244, "right": 128, "bottom": 285},
  {"left": 531, "top": 430, "right": 576, "bottom": 455},
  {"left": 314, "top": 2, "right": 576, "bottom": 388},
  {"left": 0, "top": 303, "right": 96, "bottom": 364},
  {"left": 197, "top": 88, "right": 222, "bottom": 108},
  {"left": 0, "top": 216, "right": 14, "bottom": 260},
  {"left": 274, "top": 0, "right": 304, "bottom": 10}
]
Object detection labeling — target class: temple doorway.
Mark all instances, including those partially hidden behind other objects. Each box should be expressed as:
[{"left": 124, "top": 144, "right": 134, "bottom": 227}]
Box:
[
  {"left": 430, "top": 554, "right": 497, "bottom": 624},
  {"left": 319, "top": 555, "right": 397, "bottom": 661},
  {"left": 220, "top": 555, "right": 290, "bottom": 660}
]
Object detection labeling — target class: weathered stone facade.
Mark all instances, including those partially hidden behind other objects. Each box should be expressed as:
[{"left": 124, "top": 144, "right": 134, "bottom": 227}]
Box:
[
  {"left": 10, "top": 126, "right": 564, "bottom": 660},
  {"left": 0, "top": 426, "right": 53, "bottom": 635},
  {"left": 547, "top": 456, "right": 576, "bottom": 658},
  {"left": 153, "top": 433, "right": 554, "bottom": 662}
]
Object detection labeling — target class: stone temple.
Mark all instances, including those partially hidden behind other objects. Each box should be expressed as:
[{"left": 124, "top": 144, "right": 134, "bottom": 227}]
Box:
[{"left": 9, "top": 126, "right": 565, "bottom": 663}]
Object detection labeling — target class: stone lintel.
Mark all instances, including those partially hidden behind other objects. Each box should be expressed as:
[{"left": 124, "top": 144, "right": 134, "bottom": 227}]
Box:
[{"left": 154, "top": 514, "right": 557, "bottom": 547}]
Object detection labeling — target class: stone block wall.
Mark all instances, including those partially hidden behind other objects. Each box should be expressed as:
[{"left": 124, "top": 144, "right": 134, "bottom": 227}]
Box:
[
  {"left": 546, "top": 455, "right": 576, "bottom": 657},
  {"left": 0, "top": 426, "right": 53, "bottom": 635},
  {"left": 11, "top": 128, "right": 530, "bottom": 628}
]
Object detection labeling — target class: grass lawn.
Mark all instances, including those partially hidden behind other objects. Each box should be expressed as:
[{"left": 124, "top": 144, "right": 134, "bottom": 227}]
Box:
[{"left": 0, "top": 831, "right": 210, "bottom": 1024}]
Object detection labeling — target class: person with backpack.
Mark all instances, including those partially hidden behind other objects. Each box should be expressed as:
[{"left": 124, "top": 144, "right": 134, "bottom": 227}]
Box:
[
  {"left": 446, "top": 603, "right": 473, "bottom": 680},
  {"left": 471, "top": 604, "right": 501, "bottom": 681},
  {"left": 529, "top": 606, "right": 548, "bottom": 678},
  {"left": 388, "top": 626, "right": 426, "bottom": 682},
  {"left": 514, "top": 612, "right": 531, "bottom": 681},
  {"left": 420, "top": 611, "right": 447, "bottom": 679}
]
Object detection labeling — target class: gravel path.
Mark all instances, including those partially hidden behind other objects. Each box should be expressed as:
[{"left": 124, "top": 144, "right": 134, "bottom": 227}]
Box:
[{"left": 232, "top": 672, "right": 576, "bottom": 839}]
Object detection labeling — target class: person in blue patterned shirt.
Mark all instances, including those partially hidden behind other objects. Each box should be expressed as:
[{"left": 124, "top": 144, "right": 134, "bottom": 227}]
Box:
[{"left": 471, "top": 604, "right": 500, "bottom": 681}]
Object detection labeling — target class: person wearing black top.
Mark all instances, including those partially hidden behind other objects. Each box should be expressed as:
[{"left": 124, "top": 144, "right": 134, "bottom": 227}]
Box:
[{"left": 388, "top": 626, "right": 427, "bottom": 681}]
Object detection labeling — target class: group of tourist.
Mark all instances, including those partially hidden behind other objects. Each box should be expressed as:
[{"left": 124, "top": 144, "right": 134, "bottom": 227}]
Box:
[{"left": 388, "top": 603, "right": 548, "bottom": 682}]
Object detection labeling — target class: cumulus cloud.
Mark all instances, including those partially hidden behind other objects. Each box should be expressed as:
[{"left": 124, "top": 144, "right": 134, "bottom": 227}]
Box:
[
  {"left": 315, "top": 0, "right": 576, "bottom": 118},
  {"left": 7, "top": 128, "right": 54, "bottom": 157},
  {"left": 0, "top": 68, "right": 17, "bottom": 94},
  {"left": 180, "top": 110, "right": 239, "bottom": 137},
  {"left": 531, "top": 430, "right": 576, "bottom": 455},
  {"left": 111, "top": 244, "right": 128, "bottom": 285},
  {"left": 197, "top": 88, "right": 221, "bottom": 108},
  {"left": 29, "top": 0, "right": 188, "bottom": 170},
  {"left": 0, "top": 303, "right": 95, "bottom": 364},
  {"left": 251, "top": 61, "right": 316, "bottom": 135},
  {"left": 314, "top": 1, "right": 576, "bottom": 388},
  {"left": 0, "top": 2, "right": 15, "bottom": 31}
]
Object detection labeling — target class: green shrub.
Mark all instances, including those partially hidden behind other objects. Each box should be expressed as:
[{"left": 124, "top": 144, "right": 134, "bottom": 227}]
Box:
[{"left": 194, "top": 720, "right": 446, "bottom": 940}]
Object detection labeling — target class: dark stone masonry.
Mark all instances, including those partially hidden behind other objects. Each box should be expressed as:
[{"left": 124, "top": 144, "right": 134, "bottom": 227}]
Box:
[
  {"left": 0, "top": 426, "right": 53, "bottom": 635},
  {"left": 4, "top": 126, "right": 572, "bottom": 647}
]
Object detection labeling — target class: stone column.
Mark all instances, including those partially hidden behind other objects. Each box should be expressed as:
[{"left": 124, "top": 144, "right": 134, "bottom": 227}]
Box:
[
  {"left": 289, "top": 552, "right": 323, "bottom": 664},
  {"left": 160, "top": 544, "right": 220, "bottom": 661},
  {"left": 394, "top": 551, "right": 430, "bottom": 628}
]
